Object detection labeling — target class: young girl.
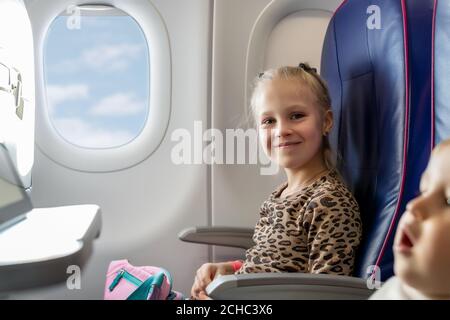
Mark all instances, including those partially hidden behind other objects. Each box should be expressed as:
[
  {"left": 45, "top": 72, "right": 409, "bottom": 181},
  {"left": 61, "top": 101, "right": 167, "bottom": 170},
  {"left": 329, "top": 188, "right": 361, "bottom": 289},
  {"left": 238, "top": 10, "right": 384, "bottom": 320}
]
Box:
[
  {"left": 191, "top": 63, "right": 362, "bottom": 300},
  {"left": 370, "top": 139, "right": 450, "bottom": 300}
]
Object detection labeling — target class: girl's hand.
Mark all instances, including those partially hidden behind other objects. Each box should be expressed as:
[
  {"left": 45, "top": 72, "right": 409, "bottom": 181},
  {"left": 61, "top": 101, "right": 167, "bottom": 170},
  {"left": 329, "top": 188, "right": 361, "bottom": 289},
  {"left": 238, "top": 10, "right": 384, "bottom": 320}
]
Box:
[
  {"left": 197, "top": 291, "right": 212, "bottom": 300},
  {"left": 190, "top": 262, "right": 234, "bottom": 300}
]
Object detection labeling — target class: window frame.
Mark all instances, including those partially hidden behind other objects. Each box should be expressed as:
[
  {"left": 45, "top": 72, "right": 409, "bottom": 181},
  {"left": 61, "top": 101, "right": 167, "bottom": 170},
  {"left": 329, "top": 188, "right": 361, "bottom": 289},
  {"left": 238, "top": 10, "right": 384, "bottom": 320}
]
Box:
[{"left": 33, "top": 0, "right": 171, "bottom": 172}]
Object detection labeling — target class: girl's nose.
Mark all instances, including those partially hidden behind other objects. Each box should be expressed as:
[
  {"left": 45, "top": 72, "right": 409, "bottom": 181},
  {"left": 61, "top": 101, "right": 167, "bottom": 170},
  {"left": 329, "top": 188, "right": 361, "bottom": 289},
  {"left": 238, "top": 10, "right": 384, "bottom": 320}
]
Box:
[{"left": 276, "top": 120, "right": 292, "bottom": 137}]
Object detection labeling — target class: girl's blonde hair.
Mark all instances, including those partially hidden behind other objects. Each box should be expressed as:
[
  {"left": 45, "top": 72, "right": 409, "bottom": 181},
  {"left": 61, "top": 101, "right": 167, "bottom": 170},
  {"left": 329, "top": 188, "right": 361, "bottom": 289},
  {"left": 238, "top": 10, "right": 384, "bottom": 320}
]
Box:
[{"left": 249, "top": 63, "right": 335, "bottom": 169}]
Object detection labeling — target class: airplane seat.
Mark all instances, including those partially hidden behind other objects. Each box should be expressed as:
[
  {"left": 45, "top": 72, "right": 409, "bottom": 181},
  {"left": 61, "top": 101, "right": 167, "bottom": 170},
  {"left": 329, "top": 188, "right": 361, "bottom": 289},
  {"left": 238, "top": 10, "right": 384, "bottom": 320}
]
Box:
[
  {"left": 328, "top": 0, "right": 436, "bottom": 282},
  {"left": 179, "top": 0, "right": 435, "bottom": 299},
  {"left": 321, "top": 0, "right": 411, "bottom": 281}
]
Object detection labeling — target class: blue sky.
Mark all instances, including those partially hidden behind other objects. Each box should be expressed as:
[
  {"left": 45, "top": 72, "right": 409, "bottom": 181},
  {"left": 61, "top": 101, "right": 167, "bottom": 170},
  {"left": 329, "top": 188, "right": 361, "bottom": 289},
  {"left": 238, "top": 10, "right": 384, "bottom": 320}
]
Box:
[{"left": 44, "top": 15, "right": 150, "bottom": 149}]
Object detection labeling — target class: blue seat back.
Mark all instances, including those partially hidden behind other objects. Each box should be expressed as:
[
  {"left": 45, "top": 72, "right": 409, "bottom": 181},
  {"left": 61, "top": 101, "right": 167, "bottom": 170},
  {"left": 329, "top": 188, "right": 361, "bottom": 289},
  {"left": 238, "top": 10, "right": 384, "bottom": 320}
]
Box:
[{"left": 321, "top": 0, "right": 435, "bottom": 280}]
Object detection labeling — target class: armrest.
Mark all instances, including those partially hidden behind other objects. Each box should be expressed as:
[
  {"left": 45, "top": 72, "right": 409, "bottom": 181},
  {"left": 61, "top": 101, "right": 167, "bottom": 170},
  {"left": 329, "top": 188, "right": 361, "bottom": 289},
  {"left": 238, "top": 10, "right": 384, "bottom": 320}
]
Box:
[
  {"left": 206, "top": 273, "right": 374, "bottom": 300},
  {"left": 178, "top": 226, "right": 254, "bottom": 249}
]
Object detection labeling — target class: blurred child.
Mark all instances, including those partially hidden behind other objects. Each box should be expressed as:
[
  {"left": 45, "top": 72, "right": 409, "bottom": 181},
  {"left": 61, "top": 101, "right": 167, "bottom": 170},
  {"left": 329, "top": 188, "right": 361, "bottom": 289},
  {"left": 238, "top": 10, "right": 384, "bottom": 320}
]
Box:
[{"left": 371, "top": 139, "right": 450, "bottom": 299}]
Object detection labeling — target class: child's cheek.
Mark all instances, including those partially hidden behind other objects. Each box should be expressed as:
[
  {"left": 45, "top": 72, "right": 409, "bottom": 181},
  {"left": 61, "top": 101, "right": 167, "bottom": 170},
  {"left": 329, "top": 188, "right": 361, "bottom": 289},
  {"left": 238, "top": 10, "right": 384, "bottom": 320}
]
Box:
[{"left": 259, "top": 129, "right": 271, "bottom": 156}]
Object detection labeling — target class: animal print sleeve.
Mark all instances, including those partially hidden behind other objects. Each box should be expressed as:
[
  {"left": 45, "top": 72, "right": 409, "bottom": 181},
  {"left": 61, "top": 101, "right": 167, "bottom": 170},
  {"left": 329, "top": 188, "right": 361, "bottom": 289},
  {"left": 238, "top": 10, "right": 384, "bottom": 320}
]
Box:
[{"left": 304, "top": 192, "right": 362, "bottom": 276}]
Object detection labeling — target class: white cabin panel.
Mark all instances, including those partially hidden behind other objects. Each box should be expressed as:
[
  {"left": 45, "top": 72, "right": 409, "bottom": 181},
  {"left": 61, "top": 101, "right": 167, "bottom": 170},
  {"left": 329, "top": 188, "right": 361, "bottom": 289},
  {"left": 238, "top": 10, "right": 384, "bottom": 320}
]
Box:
[{"left": 8, "top": 0, "right": 212, "bottom": 299}]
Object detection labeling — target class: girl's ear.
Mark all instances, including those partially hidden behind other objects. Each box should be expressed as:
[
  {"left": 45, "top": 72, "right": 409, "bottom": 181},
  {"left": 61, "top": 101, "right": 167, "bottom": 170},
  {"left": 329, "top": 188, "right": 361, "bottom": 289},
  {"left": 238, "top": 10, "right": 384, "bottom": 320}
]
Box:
[{"left": 322, "top": 109, "right": 333, "bottom": 135}]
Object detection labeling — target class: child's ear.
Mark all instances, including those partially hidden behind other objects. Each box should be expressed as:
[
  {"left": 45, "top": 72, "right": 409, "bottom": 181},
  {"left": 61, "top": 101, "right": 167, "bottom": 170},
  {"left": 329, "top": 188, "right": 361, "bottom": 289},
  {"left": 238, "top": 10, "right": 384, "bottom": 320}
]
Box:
[{"left": 323, "top": 109, "right": 333, "bottom": 135}]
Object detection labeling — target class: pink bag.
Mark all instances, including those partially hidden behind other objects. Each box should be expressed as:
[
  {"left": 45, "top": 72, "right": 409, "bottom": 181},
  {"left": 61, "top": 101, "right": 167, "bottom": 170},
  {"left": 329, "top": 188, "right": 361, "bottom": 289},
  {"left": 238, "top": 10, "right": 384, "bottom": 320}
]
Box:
[{"left": 104, "top": 259, "right": 185, "bottom": 300}]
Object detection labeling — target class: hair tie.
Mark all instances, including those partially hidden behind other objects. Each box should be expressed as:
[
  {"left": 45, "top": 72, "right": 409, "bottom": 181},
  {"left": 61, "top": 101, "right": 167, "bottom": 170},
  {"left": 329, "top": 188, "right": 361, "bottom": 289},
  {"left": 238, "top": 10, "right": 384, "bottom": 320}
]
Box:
[{"left": 298, "top": 63, "right": 317, "bottom": 73}]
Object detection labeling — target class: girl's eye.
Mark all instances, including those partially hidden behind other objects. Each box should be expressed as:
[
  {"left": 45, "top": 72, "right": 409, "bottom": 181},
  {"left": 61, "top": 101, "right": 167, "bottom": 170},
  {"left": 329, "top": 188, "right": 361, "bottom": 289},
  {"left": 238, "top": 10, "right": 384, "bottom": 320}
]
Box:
[
  {"left": 261, "top": 118, "right": 275, "bottom": 125},
  {"left": 290, "top": 113, "right": 305, "bottom": 120},
  {"left": 446, "top": 197, "right": 450, "bottom": 207}
]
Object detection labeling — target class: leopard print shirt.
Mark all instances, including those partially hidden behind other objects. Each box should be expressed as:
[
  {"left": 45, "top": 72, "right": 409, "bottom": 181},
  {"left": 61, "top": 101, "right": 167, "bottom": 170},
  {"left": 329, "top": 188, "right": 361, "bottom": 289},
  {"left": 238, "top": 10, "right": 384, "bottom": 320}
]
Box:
[{"left": 236, "top": 169, "right": 362, "bottom": 276}]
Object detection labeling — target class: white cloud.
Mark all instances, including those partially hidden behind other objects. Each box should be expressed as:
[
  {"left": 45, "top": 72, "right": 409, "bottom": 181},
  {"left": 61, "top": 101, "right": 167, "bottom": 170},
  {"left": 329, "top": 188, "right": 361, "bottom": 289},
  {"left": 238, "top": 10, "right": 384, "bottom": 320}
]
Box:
[
  {"left": 46, "top": 84, "right": 89, "bottom": 114},
  {"left": 89, "top": 93, "right": 145, "bottom": 117},
  {"left": 53, "top": 117, "right": 134, "bottom": 148},
  {"left": 49, "top": 43, "right": 144, "bottom": 73},
  {"left": 47, "top": 60, "right": 80, "bottom": 74},
  {"left": 82, "top": 44, "right": 143, "bottom": 71}
]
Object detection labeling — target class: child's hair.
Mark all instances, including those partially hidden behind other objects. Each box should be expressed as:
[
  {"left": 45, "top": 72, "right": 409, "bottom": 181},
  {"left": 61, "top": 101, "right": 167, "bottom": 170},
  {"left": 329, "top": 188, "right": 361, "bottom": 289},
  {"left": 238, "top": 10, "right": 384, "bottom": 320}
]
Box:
[{"left": 249, "top": 63, "right": 334, "bottom": 169}]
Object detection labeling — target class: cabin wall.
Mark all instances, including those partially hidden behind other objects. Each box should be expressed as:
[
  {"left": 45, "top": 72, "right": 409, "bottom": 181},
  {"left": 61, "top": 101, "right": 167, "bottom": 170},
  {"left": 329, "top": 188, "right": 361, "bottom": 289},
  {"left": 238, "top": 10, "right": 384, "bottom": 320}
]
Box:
[
  {"left": 6, "top": 0, "right": 338, "bottom": 299},
  {"left": 10, "top": 0, "right": 211, "bottom": 299}
]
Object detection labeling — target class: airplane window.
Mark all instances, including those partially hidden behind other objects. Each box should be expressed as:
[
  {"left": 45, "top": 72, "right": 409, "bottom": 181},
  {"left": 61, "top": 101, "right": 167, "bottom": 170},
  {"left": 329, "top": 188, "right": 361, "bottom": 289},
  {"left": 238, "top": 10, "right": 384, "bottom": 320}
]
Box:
[{"left": 43, "top": 6, "right": 150, "bottom": 149}]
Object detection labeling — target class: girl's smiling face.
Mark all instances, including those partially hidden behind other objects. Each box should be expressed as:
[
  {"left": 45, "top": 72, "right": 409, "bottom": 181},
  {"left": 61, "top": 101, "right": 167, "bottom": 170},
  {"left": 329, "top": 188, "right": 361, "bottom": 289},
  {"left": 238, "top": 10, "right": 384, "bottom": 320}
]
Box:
[
  {"left": 393, "top": 143, "right": 450, "bottom": 298},
  {"left": 256, "top": 78, "right": 332, "bottom": 170}
]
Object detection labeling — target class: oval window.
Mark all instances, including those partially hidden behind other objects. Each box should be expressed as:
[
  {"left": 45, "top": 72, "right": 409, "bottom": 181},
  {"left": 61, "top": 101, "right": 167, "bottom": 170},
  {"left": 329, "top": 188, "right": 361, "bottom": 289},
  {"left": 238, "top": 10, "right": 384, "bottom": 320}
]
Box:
[{"left": 44, "top": 5, "right": 150, "bottom": 149}]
